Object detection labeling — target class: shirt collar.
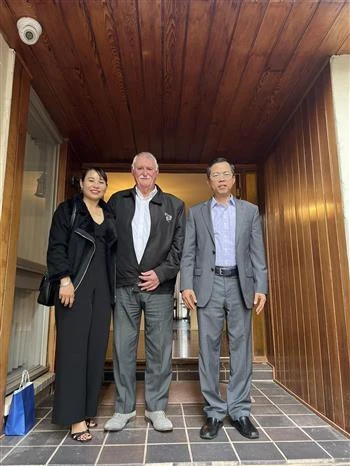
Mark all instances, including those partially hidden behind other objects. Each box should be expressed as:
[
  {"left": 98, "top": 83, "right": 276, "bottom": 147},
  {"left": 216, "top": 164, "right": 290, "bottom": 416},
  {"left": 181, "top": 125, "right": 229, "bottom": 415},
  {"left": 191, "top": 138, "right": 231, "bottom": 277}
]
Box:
[
  {"left": 135, "top": 185, "right": 158, "bottom": 200},
  {"left": 211, "top": 195, "right": 235, "bottom": 208}
]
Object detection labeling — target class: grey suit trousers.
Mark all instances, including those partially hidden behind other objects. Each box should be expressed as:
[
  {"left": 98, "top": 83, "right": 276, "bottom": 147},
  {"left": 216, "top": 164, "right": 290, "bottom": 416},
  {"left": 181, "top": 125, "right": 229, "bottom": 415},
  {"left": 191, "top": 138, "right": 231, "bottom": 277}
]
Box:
[
  {"left": 113, "top": 286, "right": 173, "bottom": 413},
  {"left": 198, "top": 275, "right": 252, "bottom": 421}
]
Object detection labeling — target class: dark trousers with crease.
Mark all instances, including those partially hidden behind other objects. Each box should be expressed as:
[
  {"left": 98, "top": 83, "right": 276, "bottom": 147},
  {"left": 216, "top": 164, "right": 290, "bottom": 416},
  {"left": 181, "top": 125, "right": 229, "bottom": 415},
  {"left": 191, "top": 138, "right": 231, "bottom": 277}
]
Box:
[{"left": 52, "top": 260, "right": 111, "bottom": 426}]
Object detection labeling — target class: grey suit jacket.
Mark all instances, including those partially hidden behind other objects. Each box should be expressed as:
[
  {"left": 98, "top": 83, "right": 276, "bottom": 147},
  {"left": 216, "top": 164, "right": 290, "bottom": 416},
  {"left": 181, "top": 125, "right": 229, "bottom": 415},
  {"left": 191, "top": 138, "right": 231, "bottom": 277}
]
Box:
[{"left": 180, "top": 197, "right": 268, "bottom": 309}]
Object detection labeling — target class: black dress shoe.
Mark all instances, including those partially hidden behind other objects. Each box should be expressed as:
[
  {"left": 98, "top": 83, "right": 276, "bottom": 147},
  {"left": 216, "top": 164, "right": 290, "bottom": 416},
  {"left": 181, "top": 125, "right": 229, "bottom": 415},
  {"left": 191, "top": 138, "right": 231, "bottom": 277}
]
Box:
[
  {"left": 231, "top": 416, "right": 259, "bottom": 439},
  {"left": 200, "top": 417, "right": 223, "bottom": 440}
]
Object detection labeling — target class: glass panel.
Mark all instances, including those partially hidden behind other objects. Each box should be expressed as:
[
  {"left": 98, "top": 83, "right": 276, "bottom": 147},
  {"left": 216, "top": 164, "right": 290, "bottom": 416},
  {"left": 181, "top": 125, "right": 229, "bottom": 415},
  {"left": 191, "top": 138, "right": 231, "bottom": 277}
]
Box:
[
  {"left": 17, "top": 134, "right": 58, "bottom": 267},
  {"left": 6, "top": 90, "right": 60, "bottom": 391}
]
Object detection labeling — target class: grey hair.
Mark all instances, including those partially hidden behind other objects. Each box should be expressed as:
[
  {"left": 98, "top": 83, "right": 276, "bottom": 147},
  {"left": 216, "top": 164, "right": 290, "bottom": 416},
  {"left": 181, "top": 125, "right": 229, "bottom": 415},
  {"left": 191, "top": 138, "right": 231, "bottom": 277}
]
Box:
[{"left": 131, "top": 152, "right": 159, "bottom": 171}]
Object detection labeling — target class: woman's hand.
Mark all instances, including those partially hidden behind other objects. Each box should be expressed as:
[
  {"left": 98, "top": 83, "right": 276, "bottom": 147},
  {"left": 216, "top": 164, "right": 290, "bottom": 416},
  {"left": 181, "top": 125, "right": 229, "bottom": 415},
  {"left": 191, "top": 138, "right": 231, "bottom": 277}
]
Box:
[{"left": 59, "top": 278, "right": 75, "bottom": 308}]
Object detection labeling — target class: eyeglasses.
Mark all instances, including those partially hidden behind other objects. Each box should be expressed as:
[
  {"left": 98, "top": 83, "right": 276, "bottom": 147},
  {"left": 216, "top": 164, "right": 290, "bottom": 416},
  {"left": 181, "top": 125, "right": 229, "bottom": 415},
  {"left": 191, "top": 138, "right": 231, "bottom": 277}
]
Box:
[{"left": 210, "top": 171, "right": 233, "bottom": 180}]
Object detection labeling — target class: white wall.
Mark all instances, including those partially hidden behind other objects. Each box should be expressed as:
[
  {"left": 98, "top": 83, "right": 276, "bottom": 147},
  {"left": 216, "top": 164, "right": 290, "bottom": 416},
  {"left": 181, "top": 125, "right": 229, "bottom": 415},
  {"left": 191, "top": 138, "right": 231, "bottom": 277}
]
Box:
[
  {"left": 0, "top": 33, "right": 15, "bottom": 217},
  {"left": 330, "top": 56, "right": 350, "bottom": 268}
]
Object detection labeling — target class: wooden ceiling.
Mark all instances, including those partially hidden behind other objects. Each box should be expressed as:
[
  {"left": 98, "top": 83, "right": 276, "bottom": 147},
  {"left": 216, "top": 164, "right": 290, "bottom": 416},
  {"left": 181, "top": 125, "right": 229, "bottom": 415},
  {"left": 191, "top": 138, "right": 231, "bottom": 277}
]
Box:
[{"left": 0, "top": 0, "right": 349, "bottom": 167}]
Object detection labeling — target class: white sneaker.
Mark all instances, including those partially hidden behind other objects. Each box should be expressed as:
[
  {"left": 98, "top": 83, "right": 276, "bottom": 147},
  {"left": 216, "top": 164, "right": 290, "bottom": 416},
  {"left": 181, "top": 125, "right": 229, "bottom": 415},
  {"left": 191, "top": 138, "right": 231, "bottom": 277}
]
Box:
[
  {"left": 145, "top": 410, "right": 173, "bottom": 432},
  {"left": 104, "top": 411, "right": 136, "bottom": 431}
]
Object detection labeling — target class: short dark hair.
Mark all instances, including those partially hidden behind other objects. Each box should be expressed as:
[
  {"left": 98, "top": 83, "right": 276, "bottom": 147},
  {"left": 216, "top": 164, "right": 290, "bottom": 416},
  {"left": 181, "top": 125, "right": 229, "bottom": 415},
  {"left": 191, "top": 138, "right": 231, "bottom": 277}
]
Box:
[
  {"left": 207, "top": 157, "right": 235, "bottom": 179},
  {"left": 81, "top": 167, "right": 108, "bottom": 184}
]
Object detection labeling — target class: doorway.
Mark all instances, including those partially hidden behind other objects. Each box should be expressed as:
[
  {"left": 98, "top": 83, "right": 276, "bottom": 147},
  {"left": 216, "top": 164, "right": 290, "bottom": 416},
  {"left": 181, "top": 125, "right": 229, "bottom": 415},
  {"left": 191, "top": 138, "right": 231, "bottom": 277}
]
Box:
[{"left": 103, "top": 168, "right": 266, "bottom": 366}]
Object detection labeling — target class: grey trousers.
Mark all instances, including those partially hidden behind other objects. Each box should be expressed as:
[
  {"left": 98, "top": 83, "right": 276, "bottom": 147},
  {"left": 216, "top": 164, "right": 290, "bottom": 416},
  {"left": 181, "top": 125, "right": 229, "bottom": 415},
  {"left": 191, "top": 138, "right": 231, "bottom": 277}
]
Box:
[
  {"left": 113, "top": 286, "right": 174, "bottom": 413},
  {"left": 197, "top": 275, "right": 253, "bottom": 421}
]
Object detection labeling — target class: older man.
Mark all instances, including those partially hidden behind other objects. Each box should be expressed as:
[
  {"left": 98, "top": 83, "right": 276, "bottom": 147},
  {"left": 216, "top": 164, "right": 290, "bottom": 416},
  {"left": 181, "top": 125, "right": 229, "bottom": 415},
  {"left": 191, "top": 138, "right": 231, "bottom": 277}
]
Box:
[
  {"left": 104, "top": 152, "right": 185, "bottom": 432},
  {"left": 181, "top": 157, "right": 268, "bottom": 440}
]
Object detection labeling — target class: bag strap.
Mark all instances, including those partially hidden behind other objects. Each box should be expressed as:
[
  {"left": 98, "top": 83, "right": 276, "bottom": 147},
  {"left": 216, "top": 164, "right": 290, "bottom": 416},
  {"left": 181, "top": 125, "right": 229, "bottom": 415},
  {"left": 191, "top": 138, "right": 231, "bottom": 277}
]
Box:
[{"left": 19, "top": 370, "right": 30, "bottom": 388}]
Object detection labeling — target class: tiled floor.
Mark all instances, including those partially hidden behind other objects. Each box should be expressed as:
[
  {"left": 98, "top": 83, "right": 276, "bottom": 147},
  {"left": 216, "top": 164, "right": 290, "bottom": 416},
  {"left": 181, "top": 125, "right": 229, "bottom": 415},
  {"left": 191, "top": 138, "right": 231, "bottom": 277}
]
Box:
[{"left": 1, "top": 364, "right": 349, "bottom": 465}]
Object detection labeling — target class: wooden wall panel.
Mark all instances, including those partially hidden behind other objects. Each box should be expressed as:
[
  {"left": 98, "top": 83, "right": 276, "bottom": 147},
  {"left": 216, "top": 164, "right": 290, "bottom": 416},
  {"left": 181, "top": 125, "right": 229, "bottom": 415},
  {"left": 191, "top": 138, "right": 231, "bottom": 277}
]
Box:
[
  {"left": 263, "top": 65, "right": 350, "bottom": 432},
  {"left": 0, "top": 58, "right": 30, "bottom": 434}
]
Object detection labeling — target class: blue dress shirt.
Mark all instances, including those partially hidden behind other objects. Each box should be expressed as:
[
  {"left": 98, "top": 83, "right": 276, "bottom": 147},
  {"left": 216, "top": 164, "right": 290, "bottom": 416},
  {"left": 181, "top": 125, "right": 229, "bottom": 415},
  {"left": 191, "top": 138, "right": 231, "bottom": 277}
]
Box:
[{"left": 211, "top": 196, "right": 236, "bottom": 266}]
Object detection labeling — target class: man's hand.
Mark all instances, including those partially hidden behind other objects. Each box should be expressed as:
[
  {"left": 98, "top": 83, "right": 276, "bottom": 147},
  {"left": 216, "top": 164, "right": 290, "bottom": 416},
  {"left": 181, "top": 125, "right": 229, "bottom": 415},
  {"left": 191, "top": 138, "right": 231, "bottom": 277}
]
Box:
[
  {"left": 181, "top": 289, "right": 197, "bottom": 311},
  {"left": 138, "top": 270, "right": 160, "bottom": 291},
  {"left": 254, "top": 293, "right": 266, "bottom": 314}
]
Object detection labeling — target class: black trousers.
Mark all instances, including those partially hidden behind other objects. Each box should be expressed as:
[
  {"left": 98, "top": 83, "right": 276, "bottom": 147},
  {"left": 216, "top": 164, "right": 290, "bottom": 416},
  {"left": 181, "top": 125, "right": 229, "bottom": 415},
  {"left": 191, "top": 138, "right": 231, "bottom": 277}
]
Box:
[{"left": 52, "top": 256, "right": 111, "bottom": 425}]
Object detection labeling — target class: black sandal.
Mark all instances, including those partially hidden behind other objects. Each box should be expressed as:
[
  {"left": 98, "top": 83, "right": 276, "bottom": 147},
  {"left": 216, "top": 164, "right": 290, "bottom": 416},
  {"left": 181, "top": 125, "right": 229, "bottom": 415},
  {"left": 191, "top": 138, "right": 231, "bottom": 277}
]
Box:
[
  {"left": 86, "top": 418, "right": 97, "bottom": 428},
  {"left": 71, "top": 429, "right": 92, "bottom": 443}
]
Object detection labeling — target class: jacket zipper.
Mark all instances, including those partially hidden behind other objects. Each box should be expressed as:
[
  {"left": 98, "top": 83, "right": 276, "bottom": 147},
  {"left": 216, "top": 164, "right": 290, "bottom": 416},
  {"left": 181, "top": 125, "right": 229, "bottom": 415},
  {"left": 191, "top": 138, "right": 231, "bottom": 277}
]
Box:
[{"left": 74, "top": 230, "right": 96, "bottom": 291}]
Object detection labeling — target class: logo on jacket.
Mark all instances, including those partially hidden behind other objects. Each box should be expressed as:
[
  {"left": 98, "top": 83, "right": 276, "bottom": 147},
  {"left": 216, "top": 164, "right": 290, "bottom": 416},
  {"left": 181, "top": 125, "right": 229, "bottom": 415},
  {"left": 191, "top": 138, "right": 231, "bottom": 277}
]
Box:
[{"left": 164, "top": 212, "right": 172, "bottom": 222}]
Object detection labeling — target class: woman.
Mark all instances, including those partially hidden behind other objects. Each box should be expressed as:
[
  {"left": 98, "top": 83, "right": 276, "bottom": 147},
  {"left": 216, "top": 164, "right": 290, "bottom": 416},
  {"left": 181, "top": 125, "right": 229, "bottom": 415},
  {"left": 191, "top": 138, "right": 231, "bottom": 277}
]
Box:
[{"left": 47, "top": 167, "right": 117, "bottom": 442}]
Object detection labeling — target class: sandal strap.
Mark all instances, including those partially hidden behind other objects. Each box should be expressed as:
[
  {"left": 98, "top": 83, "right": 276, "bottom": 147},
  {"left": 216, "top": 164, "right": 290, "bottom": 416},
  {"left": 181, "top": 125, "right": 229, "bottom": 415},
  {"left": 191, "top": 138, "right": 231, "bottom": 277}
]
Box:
[
  {"left": 86, "top": 418, "right": 97, "bottom": 427},
  {"left": 71, "top": 429, "right": 91, "bottom": 442}
]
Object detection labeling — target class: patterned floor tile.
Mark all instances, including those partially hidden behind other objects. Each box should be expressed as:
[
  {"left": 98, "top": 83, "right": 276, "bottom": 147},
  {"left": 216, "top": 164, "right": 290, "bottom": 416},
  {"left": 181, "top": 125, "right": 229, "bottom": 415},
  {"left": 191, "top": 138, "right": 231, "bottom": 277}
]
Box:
[
  {"left": 2, "top": 446, "right": 56, "bottom": 465},
  {"left": 264, "top": 427, "right": 310, "bottom": 441},
  {"left": 288, "top": 414, "right": 330, "bottom": 427},
  {"left": 2, "top": 365, "right": 346, "bottom": 466},
  {"left": 276, "top": 441, "right": 332, "bottom": 460},
  {"left": 318, "top": 440, "right": 350, "bottom": 460},
  {"left": 148, "top": 428, "right": 187, "bottom": 444},
  {"left": 105, "top": 429, "right": 146, "bottom": 445},
  {"left": 20, "top": 430, "right": 67, "bottom": 446},
  {"left": 278, "top": 403, "right": 314, "bottom": 415},
  {"left": 146, "top": 443, "right": 191, "bottom": 463},
  {"left": 191, "top": 442, "right": 238, "bottom": 462},
  {"left": 254, "top": 414, "right": 295, "bottom": 428},
  {"left": 303, "top": 426, "right": 349, "bottom": 441},
  {"left": 49, "top": 445, "right": 100, "bottom": 464},
  {"left": 98, "top": 445, "right": 144, "bottom": 464},
  {"left": 234, "top": 441, "right": 285, "bottom": 462}
]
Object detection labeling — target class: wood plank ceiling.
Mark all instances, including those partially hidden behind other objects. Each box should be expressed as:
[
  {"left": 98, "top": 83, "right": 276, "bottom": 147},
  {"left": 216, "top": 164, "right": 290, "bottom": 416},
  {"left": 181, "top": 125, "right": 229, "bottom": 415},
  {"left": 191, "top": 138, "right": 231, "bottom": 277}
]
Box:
[{"left": 0, "top": 0, "right": 349, "bottom": 167}]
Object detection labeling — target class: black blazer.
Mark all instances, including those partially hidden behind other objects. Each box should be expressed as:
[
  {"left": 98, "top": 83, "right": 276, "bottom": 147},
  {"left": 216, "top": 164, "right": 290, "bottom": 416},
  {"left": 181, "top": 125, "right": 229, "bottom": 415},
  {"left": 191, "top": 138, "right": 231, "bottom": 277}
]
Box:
[
  {"left": 47, "top": 194, "right": 118, "bottom": 304},
  {"left": 108, "top": 186, "right": 185, "bottom": 294}
]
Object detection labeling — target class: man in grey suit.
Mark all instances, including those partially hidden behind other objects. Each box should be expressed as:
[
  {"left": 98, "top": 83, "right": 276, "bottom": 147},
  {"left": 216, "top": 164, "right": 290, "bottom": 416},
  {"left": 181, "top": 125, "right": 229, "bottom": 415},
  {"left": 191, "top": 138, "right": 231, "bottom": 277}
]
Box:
[{"left": 180, "top": 157, "right": 267, "bottom": 440}]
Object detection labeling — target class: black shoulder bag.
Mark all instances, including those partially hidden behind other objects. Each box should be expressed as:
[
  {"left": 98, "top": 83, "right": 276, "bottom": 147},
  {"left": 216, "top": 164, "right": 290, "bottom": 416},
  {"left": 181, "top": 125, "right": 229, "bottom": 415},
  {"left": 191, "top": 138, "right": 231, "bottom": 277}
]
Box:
[{"left": 37, "top": 202, "right": 77, "bottom": 307}]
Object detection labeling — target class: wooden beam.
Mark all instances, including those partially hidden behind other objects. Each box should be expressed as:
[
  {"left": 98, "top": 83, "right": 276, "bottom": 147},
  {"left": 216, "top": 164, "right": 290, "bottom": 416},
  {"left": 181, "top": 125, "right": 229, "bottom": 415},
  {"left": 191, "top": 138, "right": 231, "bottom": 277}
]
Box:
[{"left": 81, "top": 162, "right": 258, "bottom": 173}]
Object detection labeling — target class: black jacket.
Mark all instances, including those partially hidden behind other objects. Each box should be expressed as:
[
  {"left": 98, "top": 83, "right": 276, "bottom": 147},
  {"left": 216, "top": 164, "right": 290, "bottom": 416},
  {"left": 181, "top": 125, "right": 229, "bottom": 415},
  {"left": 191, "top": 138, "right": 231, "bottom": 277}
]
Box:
[
  {"left": 47, "top": 194, "right": 118, "bottom": 304},
  {"left": 108, "top": 186, "right": 185, "bottom": 293}
]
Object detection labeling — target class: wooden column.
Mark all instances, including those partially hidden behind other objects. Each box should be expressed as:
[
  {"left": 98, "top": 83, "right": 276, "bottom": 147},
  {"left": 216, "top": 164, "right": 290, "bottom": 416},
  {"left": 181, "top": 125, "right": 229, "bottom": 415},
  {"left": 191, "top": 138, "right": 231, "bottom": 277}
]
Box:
[{"left": 0, "top": 59, "right": 31, "bottom": 434}]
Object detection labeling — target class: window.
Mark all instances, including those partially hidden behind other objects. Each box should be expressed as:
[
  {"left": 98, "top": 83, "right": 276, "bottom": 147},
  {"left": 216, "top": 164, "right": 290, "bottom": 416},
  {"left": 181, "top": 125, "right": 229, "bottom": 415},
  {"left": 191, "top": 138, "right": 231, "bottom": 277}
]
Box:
[{"left": 6, "top": 90, "right": 61, "bottom": 394}]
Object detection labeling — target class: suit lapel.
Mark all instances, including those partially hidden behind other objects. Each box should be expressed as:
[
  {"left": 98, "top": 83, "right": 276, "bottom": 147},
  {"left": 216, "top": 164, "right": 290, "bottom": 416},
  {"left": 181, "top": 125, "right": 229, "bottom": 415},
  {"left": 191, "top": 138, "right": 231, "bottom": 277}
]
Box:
[{"left": 201, "top": 200, "right": 215, "bottom": 244}]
